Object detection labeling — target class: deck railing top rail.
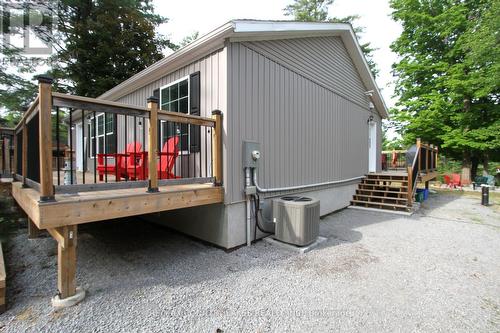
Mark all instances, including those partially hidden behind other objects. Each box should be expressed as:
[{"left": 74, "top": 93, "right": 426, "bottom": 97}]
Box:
[{"left": 12, "top": 76, "right": 223, "bottom": 201}]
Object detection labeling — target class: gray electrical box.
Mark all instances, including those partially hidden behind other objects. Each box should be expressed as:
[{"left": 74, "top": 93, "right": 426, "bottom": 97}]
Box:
[{"left": 242, "top": 141, "right": 261, "bottom": 168}]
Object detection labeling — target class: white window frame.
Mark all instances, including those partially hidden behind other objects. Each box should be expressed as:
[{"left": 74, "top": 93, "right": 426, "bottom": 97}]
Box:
[
  {"left": 159, "top": 75, "right": 191, "bottom": 154},
  {"left": 87, "top": 113, "right": 115, "bottom": 159}
]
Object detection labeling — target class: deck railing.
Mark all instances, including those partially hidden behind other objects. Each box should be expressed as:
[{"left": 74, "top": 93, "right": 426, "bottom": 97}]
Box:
[
  {"left": 13, "top": 75, "right": 223, "bottom": 200},
  {"left": 0, "top": 127, "right": 14, "bottom": 178},
  {"left": 405, "top": 138, "right": 439, "bottom": 206}
]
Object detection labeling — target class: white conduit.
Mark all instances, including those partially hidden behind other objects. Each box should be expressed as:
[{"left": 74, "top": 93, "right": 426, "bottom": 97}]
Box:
[{"left": 252, "top": 169, "right": 365, "bottom": 193}]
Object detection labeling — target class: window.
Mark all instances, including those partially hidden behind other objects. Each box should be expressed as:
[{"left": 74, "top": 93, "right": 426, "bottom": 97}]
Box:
[
  {"left": 88, "top": 113, "right": 115, "bottom": 157},
  {"left": 160, "top": 77, "right": 190, "bottom": 152}
]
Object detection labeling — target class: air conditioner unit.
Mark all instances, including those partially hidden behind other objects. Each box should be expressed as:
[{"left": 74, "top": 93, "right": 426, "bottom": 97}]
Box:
[{"left": 272, "top": 196, "right": 320, "bottom": 246}]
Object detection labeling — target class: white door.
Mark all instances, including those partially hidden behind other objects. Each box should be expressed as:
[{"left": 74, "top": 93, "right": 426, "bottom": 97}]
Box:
[
  {"left": 76, "top": 124, "right": 83, "bottom": 171},
  {"left": 368, "top": 121, "right": 377, "bottom": 172}
]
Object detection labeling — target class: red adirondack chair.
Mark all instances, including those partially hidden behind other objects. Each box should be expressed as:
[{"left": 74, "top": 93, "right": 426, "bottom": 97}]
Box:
[
  {"left": 125, "top": 136, "right": 180, "bottom": 180},
  {"left": 443, "top": 175, "right": 452, "bottom": 187},
  {"left": 451, "top": 173, "right": 463, "bottom": 190},
  {"left": 96, "top": 142, "right": 142, "bottom": 181},
  {"left": 158, "top": 136, "right": 180, "bottom": 179}
]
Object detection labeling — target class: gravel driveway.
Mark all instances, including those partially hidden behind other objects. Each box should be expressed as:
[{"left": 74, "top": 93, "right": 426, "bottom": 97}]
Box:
[{"left": 1, "top": 191, "right": 499, "bottom": 332}]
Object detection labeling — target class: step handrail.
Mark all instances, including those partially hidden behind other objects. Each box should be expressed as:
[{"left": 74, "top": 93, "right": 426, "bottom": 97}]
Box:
[{"left": 406, "top": 142, "right": 420, "bottom": 206}]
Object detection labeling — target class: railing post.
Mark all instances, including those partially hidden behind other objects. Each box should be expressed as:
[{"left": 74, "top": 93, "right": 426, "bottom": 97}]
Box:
[
  {"left": 426, "top": 145, "right": 429, "bottom": 173},
  {"left": 22, "top": 122, "right": 28, "bottom": 187},
  {"left": 212, "top": 110, "right": 223, "bottom": 186},
  {"left": 416, "top": 138, "right": 421, "bottom": 176},
  {"left": 3, "top": 137, "right": 10, "bottom": 174},
  {"left": 435, "top": 146, "right": 438, "bottom": 171},
  {"left": 11, "top": 135, "right": 16, "bottom": 178},
  {"left": 37, "top": 75, "right": 54, "bottom": 201},
  {"left": 407, "top": 166, "right": 413, "bottom": 207},
  {"left": 147, "top": 96, "right": 159, "bottom": 193}
]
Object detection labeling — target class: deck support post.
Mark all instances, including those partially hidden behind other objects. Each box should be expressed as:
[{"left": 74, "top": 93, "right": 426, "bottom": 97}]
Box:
[
  {"left": 37, "top": 75, "right": 54, "bottom": 202},
  {"left": 211, "top": 110, "right": 223, "bottom": 186},
  {"left": 147, "top": 96, "right": 158, "bottom": 193},
  {"left": 47, "top": 225, "right": 83, "bottom": 303},
  {"left": 27, "top": 218, "right": 41, "bottom": 239}
]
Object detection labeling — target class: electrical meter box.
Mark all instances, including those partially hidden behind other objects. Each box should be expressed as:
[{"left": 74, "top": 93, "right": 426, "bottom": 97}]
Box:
[{"left": 242, "top": 141, "right": 261, "bottom": 168}]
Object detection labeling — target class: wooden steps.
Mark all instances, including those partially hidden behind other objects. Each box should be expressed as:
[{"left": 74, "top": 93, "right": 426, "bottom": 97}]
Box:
[{"left": 351, "top": 173, "right": 412, "bottom": 212}]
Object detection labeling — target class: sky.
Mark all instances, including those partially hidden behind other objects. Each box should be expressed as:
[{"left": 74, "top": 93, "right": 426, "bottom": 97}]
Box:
[{"left": 153, "top": 0, "right": 403, "bottom": 108}]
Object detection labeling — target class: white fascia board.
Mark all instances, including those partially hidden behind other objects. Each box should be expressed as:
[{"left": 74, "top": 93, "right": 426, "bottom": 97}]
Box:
[
  {"left": 338, "top": 29, "right": 389, "bottom": 118},
  {"left": 233, "top": 20, "right": 351, "bottom": 33}
]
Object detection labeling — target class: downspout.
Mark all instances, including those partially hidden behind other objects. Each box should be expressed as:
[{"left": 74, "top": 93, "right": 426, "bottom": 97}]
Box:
[{"left": 252, "top": 169, "right": 365, "bottom": 193}]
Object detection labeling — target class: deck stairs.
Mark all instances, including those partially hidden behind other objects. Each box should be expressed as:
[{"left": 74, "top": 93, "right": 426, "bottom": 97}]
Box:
[{"left": 350, "top": 173, "right": 412, "bottom": 213}]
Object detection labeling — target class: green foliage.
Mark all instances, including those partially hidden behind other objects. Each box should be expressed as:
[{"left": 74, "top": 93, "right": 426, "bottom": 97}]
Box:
[
  {"left": 390, "top": 0, "right": 500, "bottom": 164},
  {"left": 284, "top": 0, "right": 379, "bottom": 77},
  {"left": 1, "top": 0, "right": 176, "bottom": 126},
  {"left": 172, "top": 31, "right": 200, "bottom": 51},
  {"left": 49, "top": 0, "right": 175, "bottom": 97},
  {"left": 0, "top": 45, "right": 38, "bottom": 123}
]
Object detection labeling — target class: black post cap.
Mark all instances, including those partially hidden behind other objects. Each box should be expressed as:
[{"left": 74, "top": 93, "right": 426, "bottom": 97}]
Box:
[
  {"left": 147, "top": 96, "right": 159, "bottom": 104},
  {"left": 212, "top": 110, "right": 222, "bottom": 115},
  {"left": 36, "top": 74, "right": 53, "bottom": 84}
]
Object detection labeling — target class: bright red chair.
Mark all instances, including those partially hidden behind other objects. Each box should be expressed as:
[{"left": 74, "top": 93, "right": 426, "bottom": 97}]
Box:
[
  {"left": 443, "top": 175, "right": 452, "bottom": 187},
  {"left": 122, "top": 142, "right": 147, "bottom": 180},
  {"left": 451, "top": 173, "right": 463, "bottom": 190},
  {"left": 125, "top": 136, "right": 180, "bottom": 181},
  {"left": 158, "top": 136, "right": 180, "bottom": 179},
  {"left": 96, "top": 142, "right": 142, "bottom": 181}
]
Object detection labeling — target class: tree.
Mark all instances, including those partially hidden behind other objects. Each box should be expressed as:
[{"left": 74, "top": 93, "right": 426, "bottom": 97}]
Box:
[
  {"left": 47, "top": 0, "right": 175, "bottom": 97},
  {"left": 389, "top": 0, "right": 500, "bottom": 180},
  {"left": 284, "top": 0, "right": 379, "bottom": 77},
  {"left": 172, "top": 31, "right": 200, "bottom": 51},
  {"left": 1, "top": 0, "right": 176, "bottom": 126}
]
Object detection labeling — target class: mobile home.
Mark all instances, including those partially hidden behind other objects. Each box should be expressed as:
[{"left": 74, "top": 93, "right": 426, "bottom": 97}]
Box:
[{"left": 94, "top": 20, "right": 388, "bottom": 248}]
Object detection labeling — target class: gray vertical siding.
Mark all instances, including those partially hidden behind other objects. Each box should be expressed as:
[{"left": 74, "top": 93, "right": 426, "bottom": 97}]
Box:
[
  {"left": 226, "top": 38, "right": 380, "bottom": 204},
  {"left": 79, "top": 48, "right": 227, "bottom": 177}
]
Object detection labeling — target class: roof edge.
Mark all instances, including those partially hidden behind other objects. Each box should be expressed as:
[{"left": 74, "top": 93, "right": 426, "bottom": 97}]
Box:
[{"left": 98, "top": 20, "right": 388, "bottom": 118}]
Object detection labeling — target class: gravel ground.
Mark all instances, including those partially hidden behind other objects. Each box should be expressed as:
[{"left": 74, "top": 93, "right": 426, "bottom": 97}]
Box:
[{"left": 0, "top": 191, "right": 499, "bottom": 332}]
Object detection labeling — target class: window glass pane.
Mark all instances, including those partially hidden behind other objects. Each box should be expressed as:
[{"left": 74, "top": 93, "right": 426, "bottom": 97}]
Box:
[
  {"left": 180, "top": 123, "right": 189, "bottom": 151},
  {"left": 170, "top": 83, "right": 178, "bottom": 101},
  {"left": 105, "top": 114, "right": 114, "bottom": 134},
  {"left": 106, "top": 133, "right": 116, "bottom": 153},
  {"left": 161, "top": 87, "right": 170, "bottom": 105},
  {"left": 90, "top": 138, "right": 95, "bottom": 157},
  {"left": 179, "top": 79, "right": 188, "bottom": 98},
  {"left": 179, "top": 97, "right": 188, "bottom": 114},
  {"left": 89, "top": 121, "right": 94, "bottom": 137},
  {"left": 169, "top": 101, "right": 178, "bottom": 112},
  {"left": 97, "top": 115, "right": 104, "bottom": 136},
  {"left": 98, "top": 136, "right": 104, "bottom": 154}
]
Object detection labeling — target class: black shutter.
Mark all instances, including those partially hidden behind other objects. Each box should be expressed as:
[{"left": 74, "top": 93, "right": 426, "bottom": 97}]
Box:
[
  {"left": 153, "top": 88, "right": 160, "bottom": 99},
  {"left": 189, "top": 71, "right": 201, "bottom": 152}
]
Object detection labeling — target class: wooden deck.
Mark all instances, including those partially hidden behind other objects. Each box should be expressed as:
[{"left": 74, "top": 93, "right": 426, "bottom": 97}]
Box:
[{"left": 12, "top": 181, "right": 223, "bottom": 230}]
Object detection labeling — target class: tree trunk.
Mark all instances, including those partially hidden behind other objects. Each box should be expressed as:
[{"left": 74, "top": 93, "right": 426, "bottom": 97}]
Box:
[
  {"left": 471, "top": 154, "right": 479, "bottom": 181},
  {"left": 461, "top": 150, "right": 471, "bottom": 185},
  {"left": 483, "top": 152, "right": 489, "bottom": 176}
]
